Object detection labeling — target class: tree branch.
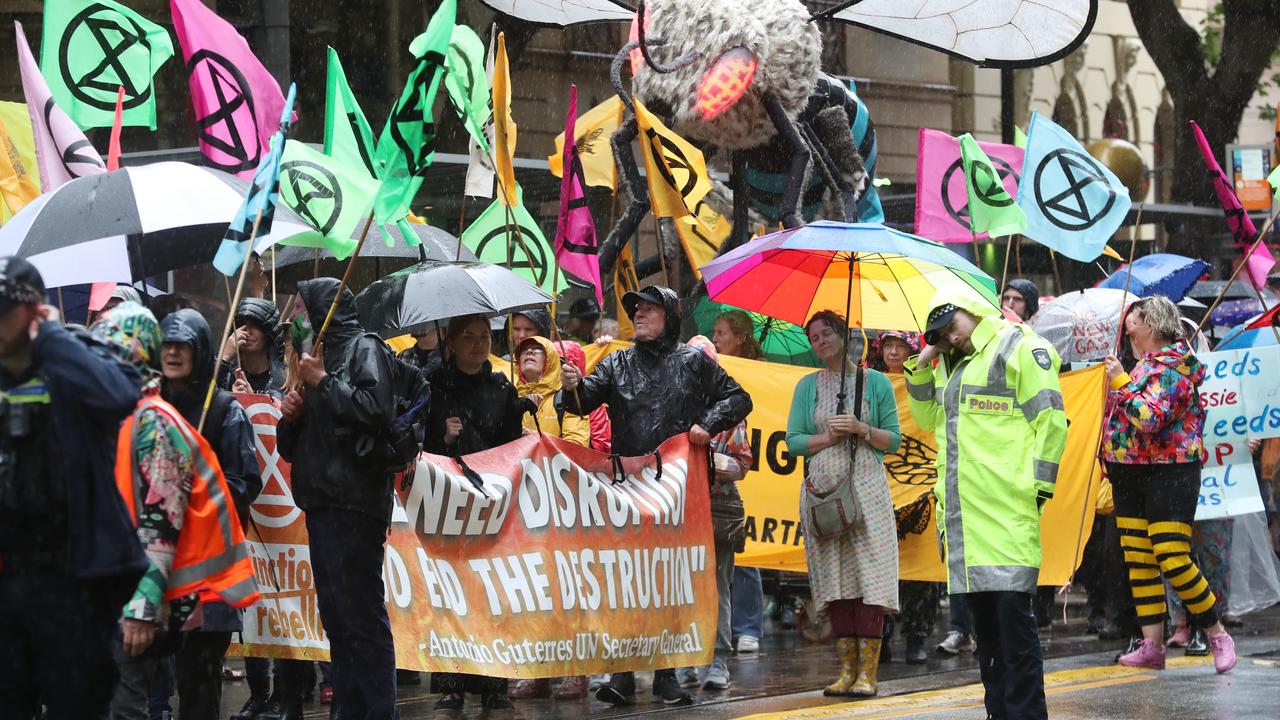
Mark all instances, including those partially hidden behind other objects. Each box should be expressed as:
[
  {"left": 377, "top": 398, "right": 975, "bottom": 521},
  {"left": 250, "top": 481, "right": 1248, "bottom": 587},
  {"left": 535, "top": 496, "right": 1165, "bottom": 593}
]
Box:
[
  {"left": 1128, "top": 0, "right": 1209, "bottom": 96},
  {"left": 1211, "top": 0, "right": 1280, "bottom": 129}
]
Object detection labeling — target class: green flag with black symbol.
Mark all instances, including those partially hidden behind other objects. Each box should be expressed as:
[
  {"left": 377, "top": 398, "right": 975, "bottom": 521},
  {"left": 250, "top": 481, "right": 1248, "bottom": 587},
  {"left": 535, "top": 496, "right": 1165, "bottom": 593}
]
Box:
[
  {"left": 959, "top": 133, "right": 1027, "bottom": 237},
  {"left": 461, "top": 186, "right": 567, "bottom": 294},
  {"left": 277, "top": 140, "right": 382, "bottom": 260},
  {"left": 444, "top": 24, "right": 490, "bottom": 154},
  {"left": 323, "top": 47, "right": 378, "bottom": 178},
  {"left": 374, "top": 0, "right": 455, "bottom": 226},
  {"left": 40, "top": 0, "right": 174, "bottom": 130}
]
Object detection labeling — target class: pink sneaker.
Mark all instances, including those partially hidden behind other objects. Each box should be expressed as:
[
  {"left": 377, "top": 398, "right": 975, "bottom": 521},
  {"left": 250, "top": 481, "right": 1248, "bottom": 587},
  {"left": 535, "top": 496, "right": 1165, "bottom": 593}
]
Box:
[
  {"left": 1166, "top": 625, "right": 1191, "bottom": 648},
  {"left": 1118, "top": 638, "right": 1166, "bottom": 670},
  {"left": 1208, "top": 631, "right": 1237, "bottom": 674}
]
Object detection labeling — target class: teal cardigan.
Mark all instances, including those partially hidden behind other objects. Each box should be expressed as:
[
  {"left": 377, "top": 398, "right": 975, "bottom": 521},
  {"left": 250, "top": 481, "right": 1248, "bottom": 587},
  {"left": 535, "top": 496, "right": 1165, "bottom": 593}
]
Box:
[{"left": 786, "top": 369, "right": 902, "bottom": 461}]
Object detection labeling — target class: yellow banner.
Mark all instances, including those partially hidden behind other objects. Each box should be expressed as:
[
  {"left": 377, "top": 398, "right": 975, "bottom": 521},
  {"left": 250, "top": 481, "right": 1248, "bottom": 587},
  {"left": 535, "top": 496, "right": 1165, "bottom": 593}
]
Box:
[
  {"left": 0, "top": 102, "right": 40, "bottom": 222},
  {"left": 613, "top": 244, "right": 640, "bottom": 340},
  {"left": 549, "top": 96, "right": 622, "bottom": 191},
  {"left": 584, "top": 344, "right": 1105, "bottom": 585},
  {"left": 633, "top": 99, "right": 711, "bottom": 223},
  {"left": 674, "top": 199, "right": 731, "bottom": 279},
  {"left": 492, "top": 33, "right": 518, "bottom": 207}
]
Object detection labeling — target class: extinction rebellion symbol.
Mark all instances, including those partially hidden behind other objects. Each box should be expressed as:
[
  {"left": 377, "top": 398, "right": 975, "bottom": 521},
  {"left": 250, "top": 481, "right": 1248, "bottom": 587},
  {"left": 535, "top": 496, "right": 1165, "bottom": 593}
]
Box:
[
  {"left": 1033, "top": 149, "right": 1117, "bottom": 231},
  {"left": 58, "top": 3, "right": 155, "bottom": 112},
  {"left": 941, "top": 157, "right": 1019, "bottom": 227},
  {"left": 280, "top": 160, "right": 343, "bottom": 236},
  {"left": 187, "top": 49, "right": 260, "bottom": 173},
  {"left": 475, "top": 225, "right": 551, "bottom": 286}
]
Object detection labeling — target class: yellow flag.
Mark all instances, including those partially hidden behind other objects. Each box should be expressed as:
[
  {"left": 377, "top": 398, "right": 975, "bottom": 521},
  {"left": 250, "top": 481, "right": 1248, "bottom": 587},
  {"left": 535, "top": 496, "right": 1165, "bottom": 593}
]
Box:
[
  {"left": 1102, "top": 244, "right": 1124, "bottom": 261},
  {"left": 548, "top": 96, "right": 623, "bottom": 191},
  {"left": 0, "top": 102, "right": 40, "bottom": 222},
  {"left": 633, "top": 99, "right": 711, "bottom": 222},
  {"left": 674, "top": 198, "right": 731, "bottom": 278},
  {"left": 614, "top": 243, "right": 639, "bottom": 340},
  {"left": 492, "top": 33, "right": 518, "bottom": 208}
]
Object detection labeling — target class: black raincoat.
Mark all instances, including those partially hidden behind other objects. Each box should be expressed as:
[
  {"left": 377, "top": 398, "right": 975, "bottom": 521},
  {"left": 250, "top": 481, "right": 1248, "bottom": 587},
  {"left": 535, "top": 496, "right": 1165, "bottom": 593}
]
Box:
[
  {"left": 558, "top": 286, "right": 752, "bottom": 456},
  {"left": 159, "top": 309, "right": 260, "bottom": 514},
  {"left": 218, "top": 297, "right": 287, "bottom": 396},
  {"left": 277, "top": 279, "right": 399, "bottom": 522},
  {"left": 159, "top": 308, "right": 260, "bottom": 633},
  {"left": 424, "top": 359, "right": 532, "bottom": 456}
]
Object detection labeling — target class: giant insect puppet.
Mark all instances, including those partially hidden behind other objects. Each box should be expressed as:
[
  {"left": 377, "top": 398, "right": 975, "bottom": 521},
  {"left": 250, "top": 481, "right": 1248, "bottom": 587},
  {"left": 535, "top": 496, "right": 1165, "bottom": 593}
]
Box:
[{"left": 484, "top": 0, "right": 1098, "bottom": 292}]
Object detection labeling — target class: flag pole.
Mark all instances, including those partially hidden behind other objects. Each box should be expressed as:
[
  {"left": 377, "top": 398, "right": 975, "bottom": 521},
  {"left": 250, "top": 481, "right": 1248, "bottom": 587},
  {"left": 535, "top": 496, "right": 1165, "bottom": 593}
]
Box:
[
  {"left": 457, "top": 195, "right": 470, "bottom": 247},
  {"left": 314, "top": 209, "right": 377, "bottom": 347},
  {"left": 1049, "top": 250, "right": 1064, "bottom": 295},
  {"left": 1194, "top": 207, "right": 1280, "bottom": 338},
  {"left": 998, "top": 235, "right": 1013, "bottom": 294},
  {"left": 199, "top": 206, "right": 266, "bottom": 434},
  {"left": 1114, "top": 203, "right": 1144, "bottom": 354}
]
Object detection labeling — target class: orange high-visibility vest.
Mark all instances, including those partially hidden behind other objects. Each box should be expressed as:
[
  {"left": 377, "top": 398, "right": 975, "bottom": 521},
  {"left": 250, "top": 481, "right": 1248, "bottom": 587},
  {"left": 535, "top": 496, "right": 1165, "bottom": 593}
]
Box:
[{"left": 116, "top": 395, "right": 259, "bottom": 609}]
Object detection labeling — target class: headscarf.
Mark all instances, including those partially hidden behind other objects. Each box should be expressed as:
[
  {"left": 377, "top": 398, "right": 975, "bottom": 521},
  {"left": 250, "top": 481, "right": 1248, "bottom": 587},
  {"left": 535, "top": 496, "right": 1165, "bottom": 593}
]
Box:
[{"left": 91, "top": 301, "right": 162, "bottom": 377}]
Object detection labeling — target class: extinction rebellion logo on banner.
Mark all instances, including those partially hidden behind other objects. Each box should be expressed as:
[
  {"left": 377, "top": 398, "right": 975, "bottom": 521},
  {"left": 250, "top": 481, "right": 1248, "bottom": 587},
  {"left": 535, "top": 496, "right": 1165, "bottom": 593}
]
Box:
[{"left": 231, "top": 394, "right": 718, "bottom": 677}]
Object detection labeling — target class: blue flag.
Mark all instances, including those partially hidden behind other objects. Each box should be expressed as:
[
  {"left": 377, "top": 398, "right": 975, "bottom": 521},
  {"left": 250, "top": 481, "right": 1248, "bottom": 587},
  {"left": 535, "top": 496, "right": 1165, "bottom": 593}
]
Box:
[
  {"left": 1016, "top": 111, "right": 1131, "bottom": 263},
  {"left": 213, "top": 83, "right": 297, "bottom": 276}
]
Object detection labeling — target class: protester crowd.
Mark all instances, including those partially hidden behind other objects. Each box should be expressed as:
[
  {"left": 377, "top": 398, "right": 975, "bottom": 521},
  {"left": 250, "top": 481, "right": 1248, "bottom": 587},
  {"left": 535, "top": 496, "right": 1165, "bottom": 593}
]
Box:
[{"left": 4, "top": 253, "right": 1271, "bottom": 720}]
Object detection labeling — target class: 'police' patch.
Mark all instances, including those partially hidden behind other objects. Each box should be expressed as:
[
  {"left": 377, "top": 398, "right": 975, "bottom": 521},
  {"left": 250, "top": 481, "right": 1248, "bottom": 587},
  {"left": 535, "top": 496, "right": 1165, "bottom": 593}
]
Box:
[{"left": 1032, "top": 348, "right": 1053, "bottom": 370}]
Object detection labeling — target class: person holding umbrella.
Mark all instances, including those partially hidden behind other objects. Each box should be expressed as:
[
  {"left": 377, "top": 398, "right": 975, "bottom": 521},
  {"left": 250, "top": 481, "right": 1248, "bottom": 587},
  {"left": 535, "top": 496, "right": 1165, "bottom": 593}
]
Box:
[
  {"left": 786, "top": 312, "right": 901, "bottom": 696},
  {"left": 904, "top": 290, "right": 1068, "bottom": 720},
  {"left": 425, "top": 314, "right": 535, "bottom": 720},
  {"left": 559, "top": 285, "right": 752, "bottom": 707}
]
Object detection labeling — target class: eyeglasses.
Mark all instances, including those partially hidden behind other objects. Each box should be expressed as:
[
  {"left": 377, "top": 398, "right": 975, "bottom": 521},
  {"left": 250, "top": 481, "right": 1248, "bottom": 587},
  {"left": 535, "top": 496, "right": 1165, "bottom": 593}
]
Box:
[{"left": 519, "top": 346, "right": 546, "bottom": 356}]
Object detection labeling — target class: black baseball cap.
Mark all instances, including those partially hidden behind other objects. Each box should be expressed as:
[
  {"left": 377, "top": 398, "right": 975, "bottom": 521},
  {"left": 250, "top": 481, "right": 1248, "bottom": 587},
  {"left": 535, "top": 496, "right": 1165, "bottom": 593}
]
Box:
[
  {"left": 568, "top": 297, "right": 601, "bottom": 320},
  {"left": 923, "top": 303, "right": 959, "bottom": 345},
  {"left": 621, "top": 288, "right": 665, "bottom": 317},
  {"left": 0, "top": 257, "right": 45, "bottom": 317}
]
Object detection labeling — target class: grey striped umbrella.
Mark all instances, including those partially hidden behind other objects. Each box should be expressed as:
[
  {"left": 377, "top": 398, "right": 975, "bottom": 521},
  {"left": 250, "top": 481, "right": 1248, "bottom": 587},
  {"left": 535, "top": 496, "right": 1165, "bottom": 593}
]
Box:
[
  {"left": 0, "top": 162, "right": 321, "bottom": 287},
  {"left": 268, "top": 223, "right": 476, "bottom": 269}
]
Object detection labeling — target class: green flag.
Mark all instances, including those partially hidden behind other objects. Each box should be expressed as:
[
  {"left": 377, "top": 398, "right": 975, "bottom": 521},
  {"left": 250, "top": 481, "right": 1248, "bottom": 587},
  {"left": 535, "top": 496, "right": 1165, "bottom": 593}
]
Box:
[
  {"left": 462, "top": 186, "right": 567, "bottom": 294},
  {"left": 277, "top": 140, "right": 382, "bottom": 260},
  {"left": 40, "top": 0, "right": 174, "bottom": 130},
  {"left": 1268, "top": 161, "right": 1280, "bottom": 201},
  {"left": 374, "top": 0, "right": 455, "bottom": 226},
  {"left": 323, "top": 47, "right": 378, "bottom": 178},
  {"left": 959, "top": 133, "right": 1026, "bottom": 237},
  {"left": 1014, "top": 125, "right": 1028, "bottom": 149},
  {"left": 445, "top": 24, "right": 490, "bottom": 154}
]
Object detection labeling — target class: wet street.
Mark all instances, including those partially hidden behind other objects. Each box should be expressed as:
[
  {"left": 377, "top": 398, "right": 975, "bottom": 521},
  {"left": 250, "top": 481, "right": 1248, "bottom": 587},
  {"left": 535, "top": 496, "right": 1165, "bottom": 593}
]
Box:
[{"left": 218, "top": 597, "right": 1280, "bottom": 719}]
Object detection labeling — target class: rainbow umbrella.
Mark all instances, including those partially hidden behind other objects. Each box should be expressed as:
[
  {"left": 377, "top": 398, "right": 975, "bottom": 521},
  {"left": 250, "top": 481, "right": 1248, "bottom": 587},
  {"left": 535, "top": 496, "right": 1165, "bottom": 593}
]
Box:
[{"left": 701, "top": 221, "right": 1000, "bottom": 332}]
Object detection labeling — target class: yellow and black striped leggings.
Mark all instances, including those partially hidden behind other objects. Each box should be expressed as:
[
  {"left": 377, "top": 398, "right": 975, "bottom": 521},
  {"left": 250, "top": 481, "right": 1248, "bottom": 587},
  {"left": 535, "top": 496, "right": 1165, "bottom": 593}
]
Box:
[{"left": 1106, "top": 461, "right": 1218, "bottom": 628}]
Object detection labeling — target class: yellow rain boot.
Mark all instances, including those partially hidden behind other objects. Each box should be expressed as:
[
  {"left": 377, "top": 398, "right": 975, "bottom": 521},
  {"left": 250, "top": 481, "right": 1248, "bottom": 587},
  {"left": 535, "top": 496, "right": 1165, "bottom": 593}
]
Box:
[
  {"left": 823, "top": 637, "right": 858, "bottom": 697},
  {"left": 851, "top": 637, "right": 882, "bottom": 697}
]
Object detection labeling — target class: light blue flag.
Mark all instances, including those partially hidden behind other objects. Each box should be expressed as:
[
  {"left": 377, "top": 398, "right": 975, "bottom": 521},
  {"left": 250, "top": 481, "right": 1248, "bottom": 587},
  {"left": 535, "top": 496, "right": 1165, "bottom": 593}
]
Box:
[
  {"left": 214, "top": 83, "right": 297, "bottom": 276},
  {"left": 1016, "top": 111, "right": 1131, "bottom": 263}
]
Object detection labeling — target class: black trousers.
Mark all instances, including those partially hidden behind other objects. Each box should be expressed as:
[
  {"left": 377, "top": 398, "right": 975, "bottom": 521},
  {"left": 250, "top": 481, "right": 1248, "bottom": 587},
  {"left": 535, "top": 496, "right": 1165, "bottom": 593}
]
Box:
[
  {"left": 0, "top": 573, "right": 118, "bottom": 720},
  {"left": 308, "top": 508, "right": 399, "bottom": 720},
  {"left": 968, "top": 591, "right": 1047, "bottom": 720}
]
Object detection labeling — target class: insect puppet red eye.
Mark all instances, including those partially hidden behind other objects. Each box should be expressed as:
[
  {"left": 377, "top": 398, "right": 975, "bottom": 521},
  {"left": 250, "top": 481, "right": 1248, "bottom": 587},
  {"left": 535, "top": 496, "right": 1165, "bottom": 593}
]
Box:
[{"left": 697, "top": 47, "right": 758, "bottom": 120}]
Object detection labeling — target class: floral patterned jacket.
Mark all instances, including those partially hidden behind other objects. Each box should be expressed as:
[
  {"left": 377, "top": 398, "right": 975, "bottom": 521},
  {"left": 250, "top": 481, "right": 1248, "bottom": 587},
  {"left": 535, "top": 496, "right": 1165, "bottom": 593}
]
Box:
[{"left": 1103, "top": 341, "right": 1206, "bottom": 465}]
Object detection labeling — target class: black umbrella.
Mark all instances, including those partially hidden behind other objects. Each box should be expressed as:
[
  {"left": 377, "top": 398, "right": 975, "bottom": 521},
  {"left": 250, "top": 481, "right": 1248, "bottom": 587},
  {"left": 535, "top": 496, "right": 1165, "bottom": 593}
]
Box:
[
  {"left": 355, "top": 260, "right": 555, "bottom": 338},
  {"left": 0, "top": 162, "right": 321, "bottom": 287},
  {"left": 1187, "top": 280, "right": 1269, "bottom": 301}
]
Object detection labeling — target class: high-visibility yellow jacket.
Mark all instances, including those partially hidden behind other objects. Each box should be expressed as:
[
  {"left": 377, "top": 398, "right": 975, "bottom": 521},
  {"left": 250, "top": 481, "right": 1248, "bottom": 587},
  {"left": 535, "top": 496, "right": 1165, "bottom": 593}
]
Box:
[{"left": 904, "top": 290, "right": 1068, "bottom": 594}]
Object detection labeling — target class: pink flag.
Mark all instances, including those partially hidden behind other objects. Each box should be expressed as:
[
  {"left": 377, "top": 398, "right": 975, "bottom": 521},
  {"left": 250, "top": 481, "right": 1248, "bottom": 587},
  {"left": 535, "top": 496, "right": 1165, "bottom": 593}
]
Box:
[
  {"left": 915, "top": 128, "right": 1023, "bottom": 243},
  {"left": 1191, "top": 120, "right": 1276, "bottom": 288},
  {"left": 554, "top": 85, "right": 602, "bottom": 304},
  {"left": 170, "top": 0, "right": 290, "bottom": 180},
  {"left": 15, "top": 21, "right": 105, "bottom": 191}
]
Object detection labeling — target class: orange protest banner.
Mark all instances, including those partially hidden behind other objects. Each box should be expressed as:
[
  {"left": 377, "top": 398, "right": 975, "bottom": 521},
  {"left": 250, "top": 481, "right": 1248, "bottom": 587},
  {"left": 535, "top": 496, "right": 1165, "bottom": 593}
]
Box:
[{"left": 231, "top": 395, "right": 718, "bottom": 677}]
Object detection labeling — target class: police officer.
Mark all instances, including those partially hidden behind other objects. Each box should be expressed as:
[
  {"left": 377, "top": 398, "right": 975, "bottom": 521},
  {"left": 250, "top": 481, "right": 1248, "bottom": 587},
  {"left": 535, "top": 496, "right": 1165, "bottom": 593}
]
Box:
[
  {"left": 903, "top": 290, "right": 1067, "bottom": 720},
  {"left": 0, "top": 257, "right": 146, "bottom": 718}
]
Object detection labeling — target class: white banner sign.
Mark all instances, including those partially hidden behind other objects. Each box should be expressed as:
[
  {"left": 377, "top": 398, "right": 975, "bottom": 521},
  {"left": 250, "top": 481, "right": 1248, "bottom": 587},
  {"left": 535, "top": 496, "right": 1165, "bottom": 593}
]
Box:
[{"left": 1195, "top": 345, "right": 1278, "bottom": 519}]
